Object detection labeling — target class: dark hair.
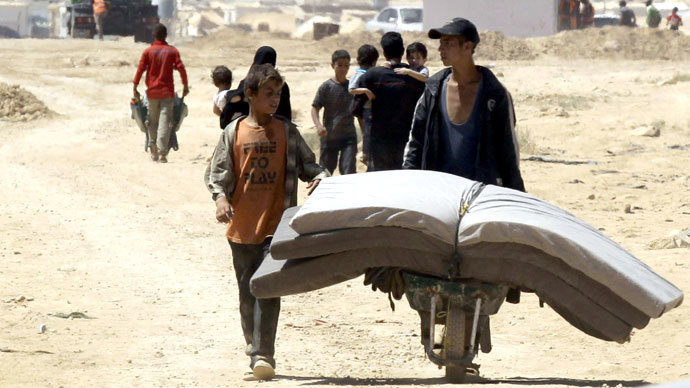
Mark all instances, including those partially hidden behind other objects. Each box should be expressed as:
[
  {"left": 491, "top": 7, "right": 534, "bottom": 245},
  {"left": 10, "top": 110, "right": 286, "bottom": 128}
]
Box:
[
  {"left": 153, "top": 23, "right": 167, "bottom": 40},
  {"left": 645, "top": 0, "right": 652, "bottom": 5},
  {"left": 331, "top": 49, "right": 351, "bottom": 64},
  {"left": 356, "top": 44, "right": 379, "bottom": 67},
  {"left": 619, "top": 1, "right": 626, "bottom": 7},
  {"left": 406, "top": 42, "right": 428, "bottom": 59},
  {"left": 244, "top": 64, "right": 283, "bottom": 95},
  {"left": 212, "top": 66, "right": 232, "bottom": 87},
  {"left": 380, "top": 31, "right": 404, "bottom": 60},
  {"left": 672, "top": 6, "right": 678, "bottom": 12}
]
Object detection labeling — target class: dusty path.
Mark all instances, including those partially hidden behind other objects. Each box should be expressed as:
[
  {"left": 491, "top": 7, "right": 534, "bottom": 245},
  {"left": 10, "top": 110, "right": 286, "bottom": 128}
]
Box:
[{"left": 1, "top": 35, "right": 689, "bottom": 387}]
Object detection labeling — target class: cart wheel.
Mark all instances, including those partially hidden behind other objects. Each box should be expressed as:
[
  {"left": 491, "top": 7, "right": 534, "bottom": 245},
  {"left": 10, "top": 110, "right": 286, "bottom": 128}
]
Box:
[{"left": 444, "top": 298, "right": 468, "bottom": 383}]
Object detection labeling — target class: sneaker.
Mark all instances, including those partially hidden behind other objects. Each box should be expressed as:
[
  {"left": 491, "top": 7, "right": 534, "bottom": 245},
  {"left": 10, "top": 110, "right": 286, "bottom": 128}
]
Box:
[
  {"left": 159, "top": 155, "right": 167, "bottom": 163},
  {"left": 251, "top": 359, "right": 275, "bottom": 381}
]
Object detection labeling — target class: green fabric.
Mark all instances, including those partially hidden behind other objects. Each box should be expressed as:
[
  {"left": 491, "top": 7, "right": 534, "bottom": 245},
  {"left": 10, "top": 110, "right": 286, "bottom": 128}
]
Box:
[{"left": 647, "top": 6, "right": 661, "bottom": 27}]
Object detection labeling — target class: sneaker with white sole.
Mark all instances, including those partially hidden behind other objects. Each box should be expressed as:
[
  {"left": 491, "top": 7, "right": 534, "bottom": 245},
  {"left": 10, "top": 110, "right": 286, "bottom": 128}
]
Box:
[{"left": 252, "top": 359, "right": 275, "bottom": 381}]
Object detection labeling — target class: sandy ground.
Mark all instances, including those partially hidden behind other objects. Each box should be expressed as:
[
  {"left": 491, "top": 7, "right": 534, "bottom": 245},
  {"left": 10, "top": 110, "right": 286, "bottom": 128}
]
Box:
[{"left": 1, "top": 28, "right": 689, "bottom": 388}]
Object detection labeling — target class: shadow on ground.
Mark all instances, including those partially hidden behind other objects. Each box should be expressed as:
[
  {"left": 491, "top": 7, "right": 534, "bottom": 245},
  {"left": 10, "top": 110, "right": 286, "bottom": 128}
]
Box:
[{"left": 276, "top": 374, "right": 650, "bottom": 387}]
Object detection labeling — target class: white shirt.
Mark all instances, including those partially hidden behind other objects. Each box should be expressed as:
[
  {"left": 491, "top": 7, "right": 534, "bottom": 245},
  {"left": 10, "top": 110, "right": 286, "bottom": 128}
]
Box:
[{"left": 213, "top": 89, "right": 229, "bottom": 111}]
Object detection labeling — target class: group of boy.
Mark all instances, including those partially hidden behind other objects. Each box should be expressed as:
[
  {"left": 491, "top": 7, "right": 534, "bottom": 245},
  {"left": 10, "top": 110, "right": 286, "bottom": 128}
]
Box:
[
  {"left": 558, "top": 0, "right": 596, "bottom": 30},
  {"left": 133, "top": 17, "right": 523, "bottom": 383},
  {"left": 310, "top": 34, "right": 429, "bottom": 174}
]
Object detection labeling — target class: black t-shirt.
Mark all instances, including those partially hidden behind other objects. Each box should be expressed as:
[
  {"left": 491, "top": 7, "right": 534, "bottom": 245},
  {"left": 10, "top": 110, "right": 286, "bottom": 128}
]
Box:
[
  {"left": 363, "top": 64, "right": 425, "bottom": 145},
  {"left": 312, "top": 79, "right": 357, "bottom": 145},
  {"left": 219, "top": 81, "right": 292, "bottom": 129}
]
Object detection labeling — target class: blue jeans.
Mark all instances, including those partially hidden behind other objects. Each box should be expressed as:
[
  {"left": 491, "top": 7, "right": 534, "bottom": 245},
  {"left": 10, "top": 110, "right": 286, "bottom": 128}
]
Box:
[{"left": 228, "top": 238, "right": 280, "bottom": 369}]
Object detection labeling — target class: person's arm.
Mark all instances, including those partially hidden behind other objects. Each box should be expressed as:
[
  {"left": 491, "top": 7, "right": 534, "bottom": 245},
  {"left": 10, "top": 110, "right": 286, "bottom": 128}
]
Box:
[
  {"left": 311, "top": 84, "right": 327, "bottom": 136},
  {"left": 293, "top": 125, "right": 331, "bottom": 192},
  {"left": 402, "top": 88, "right": 431, "bottom": 170},
  {"left": 213, "top": 103, "right": 222, "bottom": 116},
  {"left": 493, "top": 91, "right": 526, "bottom": 192},
  {"left": 311, "top": 106, "right": 326, "bottom": 137},
  {"left": 132, "top": 50, "right": 148, "bottom": 100},
  {"left": 394, "top": 67, "right": 428, "bottom": 82},
  {"left": 349, "top": 87, "right": 375, "bottom": 100},
  {"left": 204, "top": 130, "right": 237, "bottom": 220},
  {"left": 174, "top": 49, "right": 189, "bottom": 97}
]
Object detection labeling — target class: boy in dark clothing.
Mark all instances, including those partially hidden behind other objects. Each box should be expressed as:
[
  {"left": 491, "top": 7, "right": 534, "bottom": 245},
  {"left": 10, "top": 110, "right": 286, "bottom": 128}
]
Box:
[
  {"left": 219, "top": 46, "right": 292, "bottom": 129},
  {"left": 403, "top": 17, "right": 525, "bottom": 191},
  {"left": 349, "top": 44, "right": 379, "bottom": 166},
  {"left": 403, "top": 17, "right": 525, "bottom": 350},
  {"left": 205, "top": 64, "right": 329, "bottom": 381},
  {"left": 363, "top": 32, "right": 425, "bottom": 171},
  {"left": 619, "top": 1, "right": 637, "bottom": 27},
  {"left": 311, "top": 50, "right": 358, "bottom": 175}
]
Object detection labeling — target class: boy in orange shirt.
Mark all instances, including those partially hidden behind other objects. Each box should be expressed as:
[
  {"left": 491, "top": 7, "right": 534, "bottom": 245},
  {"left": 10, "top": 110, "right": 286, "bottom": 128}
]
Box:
[{"left": 205, "top": 64, "right": 329, "bottom": 381}]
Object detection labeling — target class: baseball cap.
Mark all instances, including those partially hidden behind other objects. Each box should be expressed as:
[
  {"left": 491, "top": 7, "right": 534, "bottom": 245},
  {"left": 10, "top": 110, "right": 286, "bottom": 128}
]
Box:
[{"left": 428, "top": 18, "right": 480, "bottom": 46}]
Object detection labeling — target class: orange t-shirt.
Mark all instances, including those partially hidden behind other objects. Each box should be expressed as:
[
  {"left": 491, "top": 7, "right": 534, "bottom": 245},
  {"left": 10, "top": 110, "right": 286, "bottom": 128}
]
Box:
[{"left": 227, "top": 117, "right": 287, "bottom": 244}]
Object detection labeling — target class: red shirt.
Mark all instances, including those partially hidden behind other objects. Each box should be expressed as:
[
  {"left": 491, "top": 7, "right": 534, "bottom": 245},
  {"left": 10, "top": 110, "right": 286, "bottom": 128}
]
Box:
[
  {"left": 667, "top": 14, "right": 682, "bottom": 27},
  {"left": 133, "top": 40, "right": 188, "bottom": 99}
]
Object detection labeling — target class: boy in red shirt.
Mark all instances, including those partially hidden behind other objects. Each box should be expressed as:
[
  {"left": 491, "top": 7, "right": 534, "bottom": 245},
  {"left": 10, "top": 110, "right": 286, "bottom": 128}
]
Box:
[
  {"left": 667, "top": 7, "right": 683, "bottom": 30},
  {"left": 205, "top": 64, "right": 329, "bottom": 381},
  {"left": 133, "top": 24, "right": 189, "bottom": 163}
]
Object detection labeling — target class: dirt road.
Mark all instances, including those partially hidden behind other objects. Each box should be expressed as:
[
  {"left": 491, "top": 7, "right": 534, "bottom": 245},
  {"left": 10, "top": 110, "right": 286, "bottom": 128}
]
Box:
[{"left": 1, "top": 31, "right": 689, "bottom": 387}]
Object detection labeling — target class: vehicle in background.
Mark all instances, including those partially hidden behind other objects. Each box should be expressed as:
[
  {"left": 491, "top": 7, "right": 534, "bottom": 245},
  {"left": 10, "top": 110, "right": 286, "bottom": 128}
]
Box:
[
  {"left": 365, "top": 6, "right": 423, "bottom": 32},
  {"left": 65, "top": 0, "right": 159, "bottom": 42},
  {"left": 593, "top": 14, "right": 621, "bottom": 28},
  {"left": 0, "top": 1, "right": 30, "bottom": 38}
]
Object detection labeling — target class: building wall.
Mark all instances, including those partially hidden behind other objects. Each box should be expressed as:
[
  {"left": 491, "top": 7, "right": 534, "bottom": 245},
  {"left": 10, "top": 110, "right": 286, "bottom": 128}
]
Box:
[{"left": 423, "top": 0, "right": 558, "bottom": 38}]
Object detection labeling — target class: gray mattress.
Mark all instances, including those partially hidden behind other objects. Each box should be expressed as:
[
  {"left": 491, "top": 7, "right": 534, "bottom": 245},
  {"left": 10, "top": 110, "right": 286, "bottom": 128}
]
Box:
[
  {"left": 252, "top": 244, "right": 637, "bottom": 343},
  {"left": 283, "top": 171, "right": 683, "bottom": 319},
  {"left": 271, "top": 207, "right": 454, "bottom": 259}
]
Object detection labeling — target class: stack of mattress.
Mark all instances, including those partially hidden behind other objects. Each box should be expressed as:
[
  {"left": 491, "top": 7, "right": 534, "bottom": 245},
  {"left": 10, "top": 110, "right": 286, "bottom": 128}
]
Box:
[{"left": 250, "top": 170, "right": 683, "bottom": 343}]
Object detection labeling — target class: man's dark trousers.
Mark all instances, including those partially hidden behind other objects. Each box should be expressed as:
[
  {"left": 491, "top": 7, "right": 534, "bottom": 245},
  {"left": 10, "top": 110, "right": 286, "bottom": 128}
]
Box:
[
  {"left": 368, "top": 140, "right": 406, "bottom": 171},
  {"left": 320, "top": 138, "right": 357, "bottom": 175},
  {"left": 228, "top": 238, "right": 280, "bottom": 369}
]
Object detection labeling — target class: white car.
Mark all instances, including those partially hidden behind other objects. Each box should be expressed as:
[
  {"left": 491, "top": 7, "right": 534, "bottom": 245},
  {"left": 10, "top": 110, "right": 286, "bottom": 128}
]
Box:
[{"left": 365, "top": 6, "right": 423, "bottom": 32}]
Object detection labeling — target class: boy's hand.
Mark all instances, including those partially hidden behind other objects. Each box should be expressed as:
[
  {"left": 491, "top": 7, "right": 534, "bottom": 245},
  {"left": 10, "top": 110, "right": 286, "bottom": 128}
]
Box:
[
  {"left": 382, "top": 61, "right": 392, "bottom": 69},
  {"left": 307, "top": 179, "right": 321, "bottom": 195},
  {"left": 133, "top": 85, "right": 140, "bottom": 101},
  {"left": 215, "top": 196, "right": 233, "bottom": 223},
  {"left": 364, "top": 89, "right": 376, "bottom": 101},
  {"left": 183, "top": 85, "right": 190, "bottom": 97},
  {"left": 316, "top": 124, "right": 327, "bottom": 137},
  {"left": 394, "top": 68, "right": 411, "bottom": 76}
]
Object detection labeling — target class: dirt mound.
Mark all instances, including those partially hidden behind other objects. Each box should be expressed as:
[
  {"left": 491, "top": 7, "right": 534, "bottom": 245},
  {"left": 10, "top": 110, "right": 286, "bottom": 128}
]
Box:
[
  {"left": 316, "top": 30, "right": 536, "bottom": 61},
  {"left": 476, "top": 31, "right": 536, "bottom": 61},
  {"left": 531, "top": 26, "right": 690, "bottom": 60},
  {"left": 0, "top": 83, "right": 51, "bottom": 121}
]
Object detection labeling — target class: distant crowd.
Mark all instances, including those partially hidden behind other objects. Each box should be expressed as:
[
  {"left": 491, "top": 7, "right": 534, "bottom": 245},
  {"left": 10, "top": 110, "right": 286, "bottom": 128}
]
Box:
[{"left": 558, "top": 0, "right": 683, "bottom": 30}]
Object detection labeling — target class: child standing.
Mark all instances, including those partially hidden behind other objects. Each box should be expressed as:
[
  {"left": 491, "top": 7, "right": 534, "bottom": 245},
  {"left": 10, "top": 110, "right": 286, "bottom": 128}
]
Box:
[
  {"left": 394, "top": 42, "right": 430, "bottom": 82},
  {"left": 667, "top": 7, "right": 683, "bottom": 30},
  {"left": 212, "top": 65, "right": 233, "bottom": 116},
  {"left": 205, "top": 64, "right": 329, "bottom": 381},
  {"left": 311, "top": 50, "right": 358, "bottom": 175},
  {"left": 348, "top": 44, "right": 379, "bottom": 166}
]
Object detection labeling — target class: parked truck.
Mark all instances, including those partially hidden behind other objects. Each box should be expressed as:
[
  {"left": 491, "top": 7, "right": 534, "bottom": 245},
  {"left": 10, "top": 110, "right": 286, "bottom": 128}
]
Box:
[{"left": 65, "top": 0, "right": 158, "bottom": 42}]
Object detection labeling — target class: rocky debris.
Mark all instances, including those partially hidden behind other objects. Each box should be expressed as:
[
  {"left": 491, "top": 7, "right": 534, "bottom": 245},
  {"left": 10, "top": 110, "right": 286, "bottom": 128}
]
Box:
[
  {"left": 0, "top": 83, "right": 51, "bottom": 122},
  {"left": 633, "top": 121, "right": 664, "bottom": 137},
  {"left": 649, "top": 229, "right": 690, "bottom": 249},
  {"left": 634, "top": 126, "right": 661, "bottom": 137}
]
